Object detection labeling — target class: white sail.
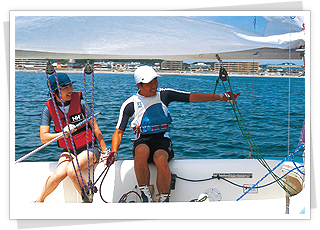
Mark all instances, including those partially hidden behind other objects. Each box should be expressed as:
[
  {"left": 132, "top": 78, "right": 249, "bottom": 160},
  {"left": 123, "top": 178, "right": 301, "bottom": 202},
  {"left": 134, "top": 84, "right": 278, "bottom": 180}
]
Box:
[{"left": 14, "top": 15, "right": 305, "bottom": 60}]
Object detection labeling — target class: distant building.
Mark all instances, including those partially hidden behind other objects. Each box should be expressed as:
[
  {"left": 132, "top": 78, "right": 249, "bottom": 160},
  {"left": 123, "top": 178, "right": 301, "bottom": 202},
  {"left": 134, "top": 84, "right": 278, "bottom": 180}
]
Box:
[
  {"left": 259, "top": 63, "right": 304, "bottom": 75},
  {"left": 65, "top": 59, "right": 84, "bottom": 69},
  {"left": 214, "top": 61, "right": 259, "bottom": 74},
  {"left": 15, "top": 59, "right": 47, "bottom": 70},
  {"left": 161, "top": 60, "right": 183, "bottom": 71},
  {"left": 189, "top": 63, "right": 211, "bottom": 72}
]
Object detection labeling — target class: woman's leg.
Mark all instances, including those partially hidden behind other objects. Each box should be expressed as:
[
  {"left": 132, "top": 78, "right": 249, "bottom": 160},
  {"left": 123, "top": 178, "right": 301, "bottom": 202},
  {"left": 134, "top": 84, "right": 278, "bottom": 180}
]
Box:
[
  {"left": 66, "top": 150, "right": 96, "bottom": 195},
  {"left": 36, "top": 153, "right": 71, "bottom": 202}
]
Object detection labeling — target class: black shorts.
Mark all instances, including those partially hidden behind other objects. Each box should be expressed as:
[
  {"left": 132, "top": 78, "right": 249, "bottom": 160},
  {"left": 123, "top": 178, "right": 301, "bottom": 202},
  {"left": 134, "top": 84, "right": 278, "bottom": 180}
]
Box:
[{"left": 132, "top": 132, "right": 174, "bottom": 163}]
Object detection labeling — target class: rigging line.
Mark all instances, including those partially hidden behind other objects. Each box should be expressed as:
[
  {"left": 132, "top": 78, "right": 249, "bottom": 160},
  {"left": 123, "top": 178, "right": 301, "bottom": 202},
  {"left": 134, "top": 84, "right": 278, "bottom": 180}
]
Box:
[
  {"left": 215, "top": 56, "right": 259, "bottom": 157},
  {"left": 213, "top": 56, "right": 294, "bottom": 193},
  {"left": 222, "top": 76, "right": 271, "bottom": 171},
  {"left": 174, "top": 165, "right": 303, "bottom": 190},
  {"left": 96, "top": 160, "right": 115, "bottom": 203},
  {"left": 53, "top": 71, "right": 87, "bottom": 190},
  {"left": 215, "top": 74, "right": 266, "bottom": 168},
  {"left": 83, "top": 60, "right": 96, "bottom": 189},
  {"left": 248, "top": 57, "right": 255, "bottom": 159},
  {"left": 221, "top": 80, "right": 265, "bottom": 163},
  {"left": 216, "top": 51, "right": 303, "bottom": 194},
  {"left": 91, "top": 64, "right": 96, "bottom": 184},
  {"left": 288, "top": 17, "right": 292, "bottom": 156},
  {"left": 250, "top": 58, "right": 254, "bottom": 136},
  {"left": 83, "top": 65, "right": 92, "bottom": 187},
  {"left": 217, "top": 64, "right": 291, "bottom": 193},
  {"left": 222, "top": 165, "right": 303, "bottom": 190},
  {"left": 45, "top": 68, "right": 86, "bottom": 190},
  {"left": 237, "top": 143, "right": 304, "bottom": 201},
  {"left": 223, "top": 86, "right": 289, "bottom": 192}
]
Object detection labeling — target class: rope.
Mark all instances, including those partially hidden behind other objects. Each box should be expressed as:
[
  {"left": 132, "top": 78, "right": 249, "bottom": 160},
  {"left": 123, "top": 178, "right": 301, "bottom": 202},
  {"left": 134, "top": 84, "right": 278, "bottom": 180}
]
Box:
[
  {"left": 83, "top": 60, "right": 96, "bottom": 193},
  {"left": 45, "top": 60, "right": 99, "bottom": 202},
  {"left": 213, "top": 55, "right": 296, "bottom": 194},
  {"left": 83, "top": 66, "right": 91, "bottom": 189},
  {"left": 236, "top": 143, "right": 304, "bottom": 201},
  {"left": 118, "top": 189, "right": 142, "bottom": 203},
  {"left": 173, "top": 164, "right": 303, "bottom": 189},
  {"left": 172, "top": 147, "right": 304, "bottom": 197},
  {"left": 91, "top": 63, "right": 96, "bottom": 186},
  {"left": 94, "top": 149, "right": 117, "bottom": 203},
  {"left": 45, "top": 63, "right": 86, "bottom": 193}
]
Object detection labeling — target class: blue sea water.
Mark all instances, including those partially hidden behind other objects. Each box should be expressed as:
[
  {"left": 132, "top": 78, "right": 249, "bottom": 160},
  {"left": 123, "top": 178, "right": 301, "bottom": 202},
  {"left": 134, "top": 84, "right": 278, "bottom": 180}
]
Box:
[{"left": 14, "top": 72, "right": 305, "bottom": 162}]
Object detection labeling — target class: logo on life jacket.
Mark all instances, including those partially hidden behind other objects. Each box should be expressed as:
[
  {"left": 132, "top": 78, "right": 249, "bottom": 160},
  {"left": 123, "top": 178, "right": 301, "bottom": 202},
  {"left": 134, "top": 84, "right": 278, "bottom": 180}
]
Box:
[{"left": 69, "top": 112, "right": 83, "bottom": 125}]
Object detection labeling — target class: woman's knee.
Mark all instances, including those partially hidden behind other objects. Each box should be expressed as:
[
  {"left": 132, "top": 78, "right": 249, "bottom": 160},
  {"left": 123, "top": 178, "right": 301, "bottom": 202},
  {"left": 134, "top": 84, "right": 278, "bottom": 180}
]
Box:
[
  {"left": 52, "top": 170, "right": 67, "bottom": 182},
  {"left": 66, "top": 165, "right": 78, "bottom": 180}
]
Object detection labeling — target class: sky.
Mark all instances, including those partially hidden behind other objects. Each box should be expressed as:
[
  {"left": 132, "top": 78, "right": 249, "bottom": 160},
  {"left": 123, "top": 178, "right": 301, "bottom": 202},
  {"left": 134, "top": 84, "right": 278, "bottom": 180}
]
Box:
[{"left": 197, "top": 16, "right": 267, "bottom": 34}]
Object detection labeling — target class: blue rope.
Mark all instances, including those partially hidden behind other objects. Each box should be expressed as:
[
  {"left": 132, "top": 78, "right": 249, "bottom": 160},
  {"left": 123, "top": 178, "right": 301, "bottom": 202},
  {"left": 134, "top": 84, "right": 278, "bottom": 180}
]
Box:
[
  {"left": 290, "top": 153, "right": 305, "bottom": 175},
  {"left": 236, "top": 143, "right": 304, "bottom": 201},
  {"left": 219, "top": 165, "right": 304, "bottom": 189}
]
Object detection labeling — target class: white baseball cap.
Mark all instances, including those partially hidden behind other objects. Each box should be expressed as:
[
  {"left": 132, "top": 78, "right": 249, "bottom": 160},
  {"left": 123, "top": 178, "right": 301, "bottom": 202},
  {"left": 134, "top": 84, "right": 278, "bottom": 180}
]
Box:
[{"left": 134, "top": 66, "right": 160, "bottom": 84}]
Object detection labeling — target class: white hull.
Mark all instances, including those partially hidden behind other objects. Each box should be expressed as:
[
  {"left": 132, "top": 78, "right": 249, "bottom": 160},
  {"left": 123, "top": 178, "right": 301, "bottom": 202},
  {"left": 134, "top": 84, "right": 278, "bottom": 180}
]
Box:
[{"left": 12, "top": 158, "right": 306, "bottom": 215}]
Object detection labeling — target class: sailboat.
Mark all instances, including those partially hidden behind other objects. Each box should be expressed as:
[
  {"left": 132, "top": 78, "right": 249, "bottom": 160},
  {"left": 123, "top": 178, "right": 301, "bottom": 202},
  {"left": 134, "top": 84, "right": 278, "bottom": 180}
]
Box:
[{"left": 11, "top": 12, "right": 309, "bottom": 219}]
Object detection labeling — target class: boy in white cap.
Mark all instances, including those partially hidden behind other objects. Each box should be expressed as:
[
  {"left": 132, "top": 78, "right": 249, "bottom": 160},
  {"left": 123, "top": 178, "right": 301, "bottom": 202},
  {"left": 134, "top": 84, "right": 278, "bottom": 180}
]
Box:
[{"left": 111, "top": 66, "right": 240, "bottom": 202}]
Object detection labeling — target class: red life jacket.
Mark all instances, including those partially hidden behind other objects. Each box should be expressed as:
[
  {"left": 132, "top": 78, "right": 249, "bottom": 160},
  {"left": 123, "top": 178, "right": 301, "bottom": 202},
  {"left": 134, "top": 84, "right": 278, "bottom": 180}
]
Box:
[{"left": 46, "top": 92, "right": 93, "bottom": 150}]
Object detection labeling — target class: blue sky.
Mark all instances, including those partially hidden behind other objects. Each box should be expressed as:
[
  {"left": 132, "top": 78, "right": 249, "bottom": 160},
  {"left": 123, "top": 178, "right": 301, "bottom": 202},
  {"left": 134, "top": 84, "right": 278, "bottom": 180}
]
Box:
[{"left": 198, "top": 16, "right": 267, "bottom": 34}]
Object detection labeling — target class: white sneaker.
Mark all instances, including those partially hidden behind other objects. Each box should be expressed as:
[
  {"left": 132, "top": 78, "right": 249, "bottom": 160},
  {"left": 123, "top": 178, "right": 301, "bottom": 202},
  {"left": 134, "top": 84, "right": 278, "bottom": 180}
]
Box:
[
  {"left": 159, "top": 193, "right": 170, "bottom": 202},
  {"left": 139, "top": 185, "right": 153, "bottom": 202}
]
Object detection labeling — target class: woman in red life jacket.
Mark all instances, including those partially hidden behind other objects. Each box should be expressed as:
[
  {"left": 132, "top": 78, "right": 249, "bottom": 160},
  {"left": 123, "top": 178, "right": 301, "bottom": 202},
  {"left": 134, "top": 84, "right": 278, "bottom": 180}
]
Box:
[{"left": 35, "top": 73, "right": 107, "bottom": 202}]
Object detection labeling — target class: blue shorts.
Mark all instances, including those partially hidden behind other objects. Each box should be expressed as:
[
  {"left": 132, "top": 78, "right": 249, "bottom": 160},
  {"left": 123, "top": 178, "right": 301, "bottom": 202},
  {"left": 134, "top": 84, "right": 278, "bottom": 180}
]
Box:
[
  {"left": 61, "top": 144, "right": 101, "bottom": 163},
  {"left": 132, "top": 132, "right": 174, "bottom": 163}
]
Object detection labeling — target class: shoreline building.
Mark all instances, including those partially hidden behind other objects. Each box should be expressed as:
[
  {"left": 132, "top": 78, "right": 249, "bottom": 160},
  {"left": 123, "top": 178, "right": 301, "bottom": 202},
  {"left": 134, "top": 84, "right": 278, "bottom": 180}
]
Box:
[
  {"left": 189, "top": 63, "right": 211, "bottom": 72},
  {"left": 15, "top": 59, "right": 47, "bottom": 70},
  {"left": 259, "top": 63, "right": 304, "bottom": 76},
  {"left": 161, "top": 60, "right": 183, "bottom": 71},
  {"left": 214, "top": 61, "right": 259, "bottom": 75}
]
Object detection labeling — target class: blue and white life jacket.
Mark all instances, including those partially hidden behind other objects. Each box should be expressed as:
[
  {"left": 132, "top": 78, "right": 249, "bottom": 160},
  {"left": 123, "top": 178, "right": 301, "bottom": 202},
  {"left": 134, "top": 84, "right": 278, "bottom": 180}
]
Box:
[{"left": 130, "top": 92, "right": 172, "bottom": 139}]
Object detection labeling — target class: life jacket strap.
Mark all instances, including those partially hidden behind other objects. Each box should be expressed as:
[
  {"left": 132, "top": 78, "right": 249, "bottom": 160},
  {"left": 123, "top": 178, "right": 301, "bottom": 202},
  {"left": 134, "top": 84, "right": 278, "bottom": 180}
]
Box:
[{"left": 131, "top": 124, "right": 170, "bottom": 142}]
